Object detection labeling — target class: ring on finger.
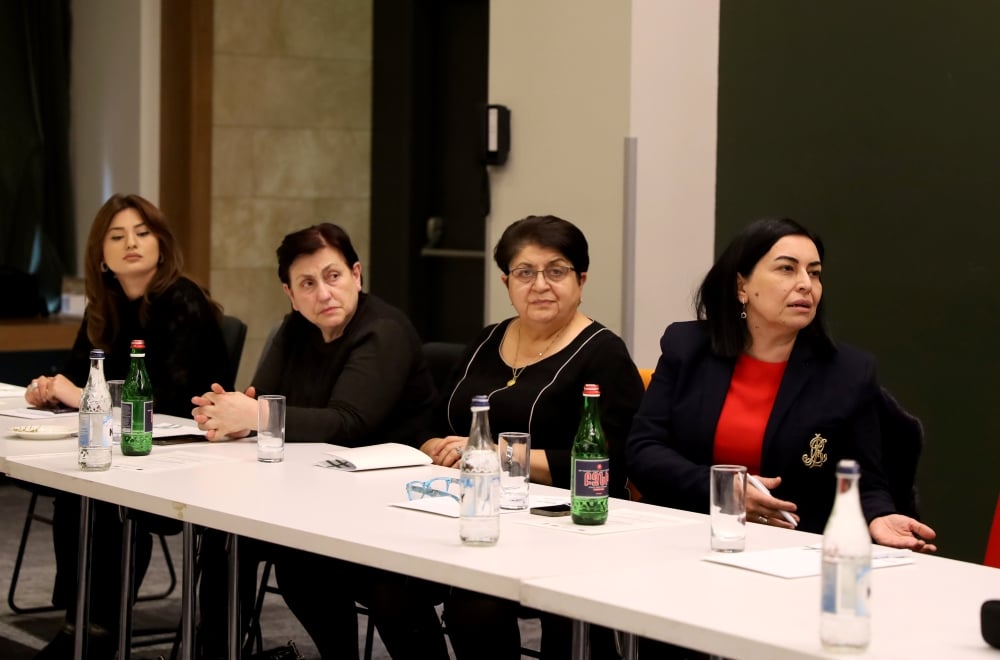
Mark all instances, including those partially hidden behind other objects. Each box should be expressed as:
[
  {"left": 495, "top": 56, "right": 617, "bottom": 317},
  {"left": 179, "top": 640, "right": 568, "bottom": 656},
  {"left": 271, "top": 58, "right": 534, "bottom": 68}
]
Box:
[
  {"left": 28, "top": 381, "right": 39, "bottom": 391},
  {"left": 758, "top": 515, "right": 768, "bottom": 524},
  {"left": 454, "top": 446, "right": 462, "bottom": 456}
]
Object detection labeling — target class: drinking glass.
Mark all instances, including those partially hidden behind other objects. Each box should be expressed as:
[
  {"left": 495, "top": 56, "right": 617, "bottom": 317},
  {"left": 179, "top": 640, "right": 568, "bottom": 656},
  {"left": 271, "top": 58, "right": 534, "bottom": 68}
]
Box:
[
  {"left": 498, "top": 432, "right": 530, "bottom": 510},
  {"left": 710, "top": 464, "right": 747, "bottom": 552},
  {"left": 257, "top": 395, "right": 285, "bottom": 463},
  {"left": 107, "top": 380, "right": 124, "bottom": 445}
]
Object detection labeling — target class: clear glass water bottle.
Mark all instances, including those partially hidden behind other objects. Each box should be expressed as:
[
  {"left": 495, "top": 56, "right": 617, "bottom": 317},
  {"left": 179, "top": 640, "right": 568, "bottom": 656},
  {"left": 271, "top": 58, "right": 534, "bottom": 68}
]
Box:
[
  {"left": 571, "top": 383, "right": 609, "bottom": 525},
  {"left": 459, "top": 395, "right": 501, "bottom": 546},
  {"left": 820, "top": 459, "right": 872, "bottom": 650},
  {"left": 78, "top": 349, "right": 112, "bottom": 471}
]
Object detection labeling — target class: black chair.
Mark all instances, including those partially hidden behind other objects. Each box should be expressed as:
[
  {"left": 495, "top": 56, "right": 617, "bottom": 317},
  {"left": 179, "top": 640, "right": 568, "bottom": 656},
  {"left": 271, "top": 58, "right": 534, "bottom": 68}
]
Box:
[
  {"left": 220, "top": 314, "right": 248, "bottom": 387},
  {"left": 876, "top": 386, "right": 924, "bottom": 519},
  {"left": 422, "top": 341, "right": 466, "bottom": 392},
  {"left": 7, "top": 487, "right": 180, "bottom": 614}
]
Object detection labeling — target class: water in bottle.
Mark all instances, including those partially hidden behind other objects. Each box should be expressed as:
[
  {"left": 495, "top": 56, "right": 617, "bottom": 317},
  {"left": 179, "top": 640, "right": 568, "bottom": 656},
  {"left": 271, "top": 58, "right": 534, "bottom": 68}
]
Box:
[
  {"left": 121, "top": 339, "right": 154, "bottom": 456},
  {"left": 820, "top": 459, "right": 872, "bottom": 650},
  {"left": 459, "top": 395, "right": 501, "bottom": 546},
  {"left": 79, "top": 349, "right": 113, "bottom": 471},
  {"left": 571, "top": 383, "right": 609, "bottom": 525}
]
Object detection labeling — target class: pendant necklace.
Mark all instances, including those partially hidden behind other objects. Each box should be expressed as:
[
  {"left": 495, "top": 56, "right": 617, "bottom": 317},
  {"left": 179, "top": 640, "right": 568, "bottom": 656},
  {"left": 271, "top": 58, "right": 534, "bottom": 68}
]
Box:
[{"left": 507, "top": 319, "right": 570, "bottom": 387}]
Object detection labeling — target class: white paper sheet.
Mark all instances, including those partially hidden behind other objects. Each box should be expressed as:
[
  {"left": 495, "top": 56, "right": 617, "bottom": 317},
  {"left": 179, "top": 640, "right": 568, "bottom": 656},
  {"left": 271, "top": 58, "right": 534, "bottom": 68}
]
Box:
[
  {"left": 0, "top": 384, "right": 26, "bottom": 399},
  {"left": 322, "top": 443, "right": 432, "bottom": 471},
  {"left": 109, "top": 450, "right": 234, "bottom": 472},
  {"left": 703, "top": 543, "right": 914, "bottom": 578},
  {"left": 153, "top": 422, "right": 207, "bottom": 439},
  {"left": 391, "top": 494, "right": 569, "bottom": 518},
  {"left": 0, "top": 407, "right": 77, "bottom": 419},
  {"left": 512, "top": 507, "right": 697, "bottom": 536}
]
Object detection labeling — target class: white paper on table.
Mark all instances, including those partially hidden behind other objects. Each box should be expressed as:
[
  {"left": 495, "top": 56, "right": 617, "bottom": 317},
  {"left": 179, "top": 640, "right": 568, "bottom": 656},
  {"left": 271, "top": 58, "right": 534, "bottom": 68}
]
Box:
[
  {"left": 390, "top": 494, "right": 570, "bottom": 518},
  {"left": 322, "top": 443, "right": 432, "bottom": 471},
  {"left": 110, "top": 451, "right": 235, "bottom": 472},
  {"left": 0, "top": 407, "right": 77, "bottom": 419},
  {"left": 0, "top": 384, "right": 26, "bottom": 398},
  {"left": 153, "top": 421, "right": 207, "bottom": 439},
  {"left": 512, "top": 507, "right": 697, "bottom": 535},
  {"left": 703, "top": 543, "right": 914, "bottom": 579}
]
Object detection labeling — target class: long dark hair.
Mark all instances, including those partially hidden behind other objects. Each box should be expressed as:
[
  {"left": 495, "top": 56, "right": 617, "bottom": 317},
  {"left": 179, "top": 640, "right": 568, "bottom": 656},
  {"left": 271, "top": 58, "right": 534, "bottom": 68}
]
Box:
[
  {"left": 84, "top": 194, "right": 217, "bottom": 349},
  {"left": 695, "top": 217, "right": 831, "bottom": 357}
]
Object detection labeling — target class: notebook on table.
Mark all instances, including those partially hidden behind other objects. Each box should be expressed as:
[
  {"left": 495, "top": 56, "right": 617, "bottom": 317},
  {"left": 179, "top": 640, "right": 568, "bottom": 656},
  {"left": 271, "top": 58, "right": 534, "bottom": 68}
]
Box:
[{"left": 322, "top": 443, "right": 432, "bottom": 471}]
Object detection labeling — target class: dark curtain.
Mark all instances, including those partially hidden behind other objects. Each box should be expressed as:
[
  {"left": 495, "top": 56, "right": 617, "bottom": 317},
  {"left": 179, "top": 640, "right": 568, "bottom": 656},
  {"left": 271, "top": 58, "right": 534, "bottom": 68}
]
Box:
[{"left": 0, "top": 0, "right": 74, "bottom": 314}]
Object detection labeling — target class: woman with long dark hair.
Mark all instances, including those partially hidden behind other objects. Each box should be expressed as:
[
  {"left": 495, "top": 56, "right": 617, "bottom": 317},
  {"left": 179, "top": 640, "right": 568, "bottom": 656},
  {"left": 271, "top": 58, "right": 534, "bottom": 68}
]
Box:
[{"left": 26, "top": 193, "right": 231, "bottom": 660}]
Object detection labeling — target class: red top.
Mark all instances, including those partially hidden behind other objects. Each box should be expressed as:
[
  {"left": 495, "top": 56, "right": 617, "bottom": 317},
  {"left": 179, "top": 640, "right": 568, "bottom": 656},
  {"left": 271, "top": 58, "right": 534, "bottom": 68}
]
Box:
[{"left": 712, "top": 354, "right": 787, "bottom": 474}]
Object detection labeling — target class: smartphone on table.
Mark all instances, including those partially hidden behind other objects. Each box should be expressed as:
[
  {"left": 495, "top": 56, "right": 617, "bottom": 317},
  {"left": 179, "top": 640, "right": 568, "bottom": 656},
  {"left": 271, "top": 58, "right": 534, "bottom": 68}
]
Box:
[{"left": 529, "top": 504, "right": 572, "bottom": 517}]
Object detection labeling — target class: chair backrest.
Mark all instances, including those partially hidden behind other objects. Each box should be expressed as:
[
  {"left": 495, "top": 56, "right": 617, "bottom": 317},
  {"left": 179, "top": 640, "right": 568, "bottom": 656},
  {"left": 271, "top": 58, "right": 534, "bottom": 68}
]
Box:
[
  {"left": 876, "top": 387, "right": 923, "bottom": 519},
  {"left": 625, "top": 367, "right": 655, "bottom": 502},
  {"left": 220, "top": 315, "right": 248, "bottom": 387},
  {"left": 986, "top": 494, "right": 1000, "bottom": 568},
  {"left": 422, "top": 342, "right": 466, "bottom": 392},
  {"left": 638, "top": 368, "right": 654, "bottom": 389}
]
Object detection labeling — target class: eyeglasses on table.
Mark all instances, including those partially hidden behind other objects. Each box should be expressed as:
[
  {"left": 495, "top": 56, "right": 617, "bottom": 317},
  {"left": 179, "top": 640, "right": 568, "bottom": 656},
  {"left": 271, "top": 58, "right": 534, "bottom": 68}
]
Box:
[{"left": 405, "top": 476, "right": 460, "bottom": 502}]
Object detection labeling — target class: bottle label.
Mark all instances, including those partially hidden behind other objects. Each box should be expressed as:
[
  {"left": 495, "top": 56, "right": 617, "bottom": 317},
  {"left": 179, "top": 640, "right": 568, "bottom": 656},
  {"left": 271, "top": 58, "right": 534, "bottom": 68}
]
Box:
[
  {"left": 821, "top": 557, "right": 871, "bottom": 616},
  {"left": 572, "top": 458, "right": 609, "bottom": 498},
  {"left": 122, "top": 400, "right": 153, "bottom": 434}
]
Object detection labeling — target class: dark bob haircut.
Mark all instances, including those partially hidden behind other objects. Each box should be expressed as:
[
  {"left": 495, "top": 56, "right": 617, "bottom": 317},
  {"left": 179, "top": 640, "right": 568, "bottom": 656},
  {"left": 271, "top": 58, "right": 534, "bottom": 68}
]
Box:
[
  {"left": 276, "top": 223, "right": 360, "bottom": 285},
  {"left": 695, "top": 217, "right": 831, "bottom": 357},
  {"left": 493, "top": 215, "right": 588, "bottom": 281}
]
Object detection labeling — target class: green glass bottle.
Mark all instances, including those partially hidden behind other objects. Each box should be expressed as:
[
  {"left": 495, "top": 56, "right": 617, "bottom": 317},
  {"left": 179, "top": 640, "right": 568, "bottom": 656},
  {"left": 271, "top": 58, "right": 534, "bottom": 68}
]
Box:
[
  {"left": 571, "top": 383, "right": 609, "bottom": 525},
  {"left": 121, "top": 339, "right": 153, "bottom": 456}
]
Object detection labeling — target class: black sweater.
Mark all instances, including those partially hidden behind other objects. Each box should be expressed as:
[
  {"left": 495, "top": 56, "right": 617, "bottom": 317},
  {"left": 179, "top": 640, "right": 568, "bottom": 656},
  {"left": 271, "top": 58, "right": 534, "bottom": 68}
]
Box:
[
  {"left": 432, "top": 318, "right": 643, "bottom": 498},
  {"left": 252, "top": 293, "right": 435, "bottom": 447},
  {"left": 65, "top": 276, "right": 231, "bottom": 417}
]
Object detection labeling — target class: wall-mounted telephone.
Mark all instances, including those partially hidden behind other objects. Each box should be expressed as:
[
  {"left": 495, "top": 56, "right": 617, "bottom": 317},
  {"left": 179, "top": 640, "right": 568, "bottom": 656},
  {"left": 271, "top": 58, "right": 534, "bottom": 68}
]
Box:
[{"left": 486, "top": 104, "right": 510, "bottom": 165}]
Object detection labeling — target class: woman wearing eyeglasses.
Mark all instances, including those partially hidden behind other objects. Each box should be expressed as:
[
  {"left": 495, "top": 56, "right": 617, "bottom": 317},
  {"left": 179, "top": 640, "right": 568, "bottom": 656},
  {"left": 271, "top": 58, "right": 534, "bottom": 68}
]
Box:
[{"left": 420, "top": 215, "right": 644, "bottom": 660}]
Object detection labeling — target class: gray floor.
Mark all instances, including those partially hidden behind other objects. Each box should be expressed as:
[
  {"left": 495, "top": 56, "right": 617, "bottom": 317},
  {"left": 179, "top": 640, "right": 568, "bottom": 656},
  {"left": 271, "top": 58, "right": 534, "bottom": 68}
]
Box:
[{"left": 0, "top": 476, "right": 541, "bottom": 659}]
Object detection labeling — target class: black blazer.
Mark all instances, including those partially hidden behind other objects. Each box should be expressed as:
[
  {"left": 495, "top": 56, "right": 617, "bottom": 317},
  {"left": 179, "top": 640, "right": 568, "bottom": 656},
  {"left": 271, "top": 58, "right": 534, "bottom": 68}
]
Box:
[{"left": 625, "top": 321, "right": 896, "bottom": 534}]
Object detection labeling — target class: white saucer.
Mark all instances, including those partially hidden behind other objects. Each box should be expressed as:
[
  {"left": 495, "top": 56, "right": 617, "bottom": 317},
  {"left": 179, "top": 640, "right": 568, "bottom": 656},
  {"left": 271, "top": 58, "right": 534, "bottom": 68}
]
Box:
[{"left": 10, "top": 425, "right": 77, "bottom": 440}]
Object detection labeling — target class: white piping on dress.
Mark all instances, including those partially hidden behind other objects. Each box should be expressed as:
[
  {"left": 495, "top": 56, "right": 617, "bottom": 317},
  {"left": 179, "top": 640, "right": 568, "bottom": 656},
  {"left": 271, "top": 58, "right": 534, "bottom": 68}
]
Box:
[
  {"left": 525, "top": 327, "right": 609, "bottom": 435},
  {"left": 446, "top": 321, "right": 610, "bottom": 436}
]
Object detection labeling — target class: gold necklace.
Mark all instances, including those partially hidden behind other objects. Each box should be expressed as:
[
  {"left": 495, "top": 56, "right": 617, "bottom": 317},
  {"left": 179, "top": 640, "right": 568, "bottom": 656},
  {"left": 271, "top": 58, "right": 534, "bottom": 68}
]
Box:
[{"left": 506, "top": 319, "right": 571, "bottom": 387}]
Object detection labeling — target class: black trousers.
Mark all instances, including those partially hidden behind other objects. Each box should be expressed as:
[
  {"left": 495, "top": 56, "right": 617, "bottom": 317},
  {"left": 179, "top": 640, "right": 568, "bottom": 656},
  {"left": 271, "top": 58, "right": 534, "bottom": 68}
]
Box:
[
  {"left": 444, "top": 588, "right": 619, "bottom": 660},
  {"left": 198, "top": 530, "right": 449, "bottom": 660},
  {"left": 52, "top": 492, "right": 181, "bottom": 631}
]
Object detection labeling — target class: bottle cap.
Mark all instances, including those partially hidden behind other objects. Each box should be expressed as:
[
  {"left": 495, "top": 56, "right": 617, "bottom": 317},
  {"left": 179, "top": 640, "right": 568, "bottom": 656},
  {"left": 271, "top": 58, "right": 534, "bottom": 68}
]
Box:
[
  {"left": 582, "top": 383, "right": 600, "bottom": 397},
  {"left": 835, "top": 459, "right": 860, "bottom": 476},
  {"left": 130, "top": 339, "right": 146, "bottom": 349},
  {"left": 89, "top": 349, "right": 105, "bottom": 359},
  {"left": 470, "top": 394, "right": 489, "bottom": 409}
]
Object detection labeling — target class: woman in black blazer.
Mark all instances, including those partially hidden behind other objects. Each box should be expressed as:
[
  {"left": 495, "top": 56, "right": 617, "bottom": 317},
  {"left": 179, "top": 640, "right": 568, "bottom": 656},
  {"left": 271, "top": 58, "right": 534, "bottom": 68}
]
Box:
[{"left": 626, "top": 218, "right": 936, "bottom": 548}]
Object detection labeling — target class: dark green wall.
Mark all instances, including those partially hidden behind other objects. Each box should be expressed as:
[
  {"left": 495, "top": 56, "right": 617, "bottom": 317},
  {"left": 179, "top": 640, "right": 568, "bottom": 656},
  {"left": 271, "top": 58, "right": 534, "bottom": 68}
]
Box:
[{"left": 716, "top": 1, "right": 1000, "bottom": 562}]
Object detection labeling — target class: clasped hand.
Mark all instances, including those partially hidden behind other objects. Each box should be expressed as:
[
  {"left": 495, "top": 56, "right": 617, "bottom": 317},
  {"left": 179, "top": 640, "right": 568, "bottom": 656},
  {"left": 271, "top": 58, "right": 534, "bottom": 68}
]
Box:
[
  {"left": 24, "top": 374, "right": 80, "bottom": 410},
  {"left": 191, "top": 383, "right": 257, "bottom": 441},
  {"left": 420, "top": 435, "right": 468, "bottom": 468}
]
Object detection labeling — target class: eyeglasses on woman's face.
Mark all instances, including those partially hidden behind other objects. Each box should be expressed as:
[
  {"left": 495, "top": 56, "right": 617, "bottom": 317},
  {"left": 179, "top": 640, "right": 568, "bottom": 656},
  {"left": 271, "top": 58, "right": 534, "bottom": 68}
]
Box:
[
  {"left": 508, "top": 266, "right": 575, "bottom": 284},
  {"left": 405, "top": 476, "right": 460, "bottom": 502}
]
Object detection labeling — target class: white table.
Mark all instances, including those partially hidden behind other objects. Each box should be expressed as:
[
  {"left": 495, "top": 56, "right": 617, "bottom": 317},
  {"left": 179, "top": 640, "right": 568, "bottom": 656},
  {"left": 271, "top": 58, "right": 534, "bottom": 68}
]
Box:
[
  {"left": 0, "top": 406, "right": 207, "bottom": 660},
  {"left": 521, "top": 542, "right": 1000, "bottom": 659},
  {"left": 4, "top": 413, "right": 999, "bottom": 659}
]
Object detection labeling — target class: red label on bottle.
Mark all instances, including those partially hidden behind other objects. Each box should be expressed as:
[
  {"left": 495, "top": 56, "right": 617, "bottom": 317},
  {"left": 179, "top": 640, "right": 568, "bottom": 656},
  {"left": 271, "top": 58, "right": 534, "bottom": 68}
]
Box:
[{"left": 573, "top": 458, "right": 609, "bottom": 497}]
